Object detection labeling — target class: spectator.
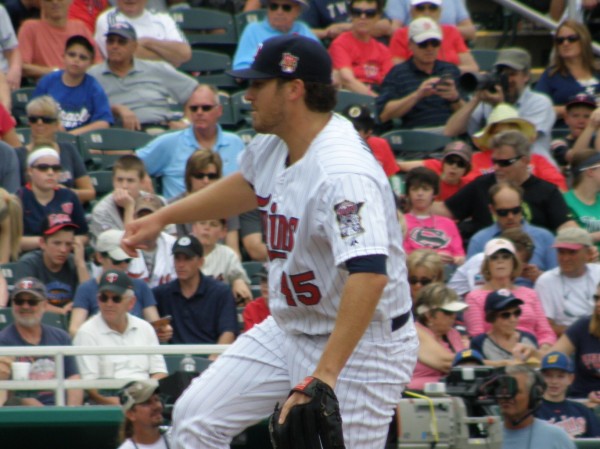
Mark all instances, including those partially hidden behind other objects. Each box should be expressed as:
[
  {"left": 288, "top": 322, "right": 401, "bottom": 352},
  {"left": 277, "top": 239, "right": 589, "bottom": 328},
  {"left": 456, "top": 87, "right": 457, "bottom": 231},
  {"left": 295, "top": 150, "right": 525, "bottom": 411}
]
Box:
[
  {"left": 94, "top": 0, "right": 191, "bottom": 66},
  {"left": 4, "top": 0, "right": 40, "bottom": 32},
  {"left": 389, "top": 0, "right": 477, "bottom": 73},
  {"left": 117, "top": 379, "right": 171, "bottom": 449},
  {"left": 0, "top": 277, "right": 83, "bottom": 406},
  {"left": 536, "top": 351, "right": 600, "bottom": 438},
  {"left": 438, "top": 131, "right": 575, "bottom": 241},
  {"left": 232, "top": 0, "right": 320, "bottom": 70},
  {"left": 88, "top": 22, "right": 197, "bottom": 131},
  {"left": 0, "top": 103, "right": 21, "bottom": 148},
  {"left": 73, "top": 269, "right": 168, "bottom": 405},
  {"left": 470, "top": 289, "right": 538, "bottom": 367},
  {"left": 535, "top": 228, "right": 600, "bottom": 337},
  {"left": 0, "top": 188, "right": 22, "bottom": 265},
  {"left": 444, "top": 48, "right": 557, "bottom": 167},
  {"left": 68, "top": 0, "right": 108, "bottom": 34},
  {"left": 557, "top": 94, "right": 599, "bottom": 167},
  {"left": 193, "top": 219, "right": 253, "bottom": 305},
  {"left": 16, "top": 148, "right": 89, "bottom": 252},
  {"left": 328, "top": 0, "right": 392, "bottom": 95},
  {"left": 153, "top": 235, "right": 238, "bottom": 352},
  {"left": 464, "top": 238, "right": 556, "bottom": 349},
  {"left": 407, "top": 282, "right": 467, "bottom": 391},
  {"left": 243, "top": 266, "right": 271, "bottom": 331},
  {"left": 0, "top": 4, "right": 22, "bottom": 90},
  {"left": 406, "top": 248, "right": 444, "bottom": 305},
  {"left": 15, "top": 96, "right": 95, "bottom": 204},
  {"left": 18, "top": 0, "right": 98, "bottom": 80},
  {"left": 377, "top": 17, "right": 462, "bottom": 129},
  {"left": 137, "top": 84, "right": 245, "bottom": 199},
  {"left": 15, "top": 215, "right": 89, "bottom": 314},
  {"left": 535, "top": 20, "right": 599, "bottom": 125},
  {"left": 403, "top": 167, "right": 464, "bottom": 265},
  {"left": 499, "top": 365, "right": 575, "bottom": 449},
  {"left": 33, "top": 35, "right": 113, "bottom": 135},
  {"left": 0, "top": 143, "right": 20, "bottom": 193}
]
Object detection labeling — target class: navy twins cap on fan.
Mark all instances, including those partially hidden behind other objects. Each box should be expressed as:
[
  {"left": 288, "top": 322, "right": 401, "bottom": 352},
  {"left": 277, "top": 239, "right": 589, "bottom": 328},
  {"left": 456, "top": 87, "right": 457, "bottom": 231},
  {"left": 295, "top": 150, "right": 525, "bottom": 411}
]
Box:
[
  {"left": 227, "top": 35, "right": 332, "bottom": 84},
  {"left": 98, "top": 269, "right": 133, "bottom": 295}
]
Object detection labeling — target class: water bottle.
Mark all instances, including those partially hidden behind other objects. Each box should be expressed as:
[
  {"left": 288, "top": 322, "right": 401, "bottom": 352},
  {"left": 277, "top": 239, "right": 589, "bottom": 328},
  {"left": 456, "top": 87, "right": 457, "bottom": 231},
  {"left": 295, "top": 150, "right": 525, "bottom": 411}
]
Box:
[{"left": 180, "top": 354, "right": 196, "bottom": 372}]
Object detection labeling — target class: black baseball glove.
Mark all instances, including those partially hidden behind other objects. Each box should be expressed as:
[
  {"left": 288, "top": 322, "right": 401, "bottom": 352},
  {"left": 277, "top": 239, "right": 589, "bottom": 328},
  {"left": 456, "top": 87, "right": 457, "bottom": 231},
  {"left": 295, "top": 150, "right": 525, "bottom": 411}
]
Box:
[{"left": 269, "top": 376, "right": 346, "bottom": 449}]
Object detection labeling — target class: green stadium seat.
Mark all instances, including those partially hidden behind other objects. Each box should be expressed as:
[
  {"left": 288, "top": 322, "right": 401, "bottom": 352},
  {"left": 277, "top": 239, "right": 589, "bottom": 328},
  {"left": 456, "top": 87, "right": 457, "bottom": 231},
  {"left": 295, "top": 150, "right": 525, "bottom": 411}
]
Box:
[
  {"left": 88, "top": 170, "right": 114, "bottom": 198},
  {"left": 230, "top": 90, "right": 252, "bottom": 127},
  {"left": 11, "top": 87, "right": 35, "bottom": 126},
  {"left": 234, "top": 9, "right": 267, "bottom": 36},
  {"left": 335, "top": 90, "right": 376, "bottom": 115},
  {"left": 242, "top": 261, "right": 264, "bottom": 285},
  {"left": 170, "top": 7, "right": 237, "bottom": 49},
  {"left": 575, "top": 439, "right": 600, "bottom": 449},
  {"left": 40, "top": 311, "right": 68, "bottom": 331},
  {"left": 178, "top": 49, "right": 238, "bottom": 90},
  {"left": 163, "top": 354, "right": 212, "bottom": 375},
  {"left": 78, "top": 129, "right": 153, "bottom": 170},
  {"left": 14, "top": 129, "right": 78, "bottom": 146},
  {"left": 471, "top": 49, "right": 500, "bottom": 73},
  {"left": 381, "top": 130, "right": 451, "bottom": 160},
  {"left": 0, "top": 307, "right": 13, "bottom": 332},
  {"left": 0, "top": 262, "right": 18, "bottom": 291}
]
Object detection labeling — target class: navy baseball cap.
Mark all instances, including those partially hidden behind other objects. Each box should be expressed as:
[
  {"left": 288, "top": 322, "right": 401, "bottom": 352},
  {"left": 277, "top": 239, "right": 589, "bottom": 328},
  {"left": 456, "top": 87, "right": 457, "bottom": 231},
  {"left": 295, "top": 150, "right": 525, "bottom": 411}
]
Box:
[
  {"left": 172, "top": 235, "right": 203, "bottom": 258},
  {"left": 484, "top": 289, "right": 524, "bottom": 312},
  {"left": 106, "top": 22, "right": 137, "bottom": 41},
  {"left": 227, "top": 35, "right": 332, "bottom": 84},
  {"left": 98, "top": 270, "right": 133, "bottom": 295},
  {"left": 12, "top": 277, "right": 47, "bottom": 301},
  {"left": 566, "top": 93, "right": 597, "bottom": 110},
  {"left": 541, "top": 351, "right": 573, "bottom": 373},
  {"left": 452, "top": 349, "right": 485, "bottom": 367},
  {"left": 42, "top": 214, "right": 79, "bottom": 236}
]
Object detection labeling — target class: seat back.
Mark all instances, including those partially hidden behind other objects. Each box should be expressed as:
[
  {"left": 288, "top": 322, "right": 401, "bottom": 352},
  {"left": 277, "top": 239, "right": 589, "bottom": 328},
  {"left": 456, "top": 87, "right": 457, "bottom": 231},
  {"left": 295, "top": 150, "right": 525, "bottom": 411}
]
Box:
[
  {"left": 171, "top": 8, "right": 237, "bottom": 48},
  {"left": 381, "top": 130, "right": 451, "bottom": 160},
  {"left": 78, "top": 129, "right": 154, "bottom": 170},
  {"left": 178, "top": 49, "right": 238, "bottom": 90},
  {"left": 11, "top": 88, "right": 35, "bottom": 126},
  {"left": 335, "top": 90, "right": 376, "bottom": 114},
  {"left": 234, "top": 9, "right": 267, "bottom": 36},
  {"left": 88, "top": 170, "right": 114, "bottom": 198}
]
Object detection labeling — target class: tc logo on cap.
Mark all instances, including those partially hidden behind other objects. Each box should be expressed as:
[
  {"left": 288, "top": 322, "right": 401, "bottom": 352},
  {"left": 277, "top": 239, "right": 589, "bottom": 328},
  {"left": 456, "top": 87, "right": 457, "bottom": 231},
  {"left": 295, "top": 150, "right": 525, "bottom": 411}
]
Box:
[
  {"left": 497, "top": 288, "right": 511, "bottom": 297},
  {"left": 178, "top": 236, "right": 191, "bottom": 246},
  {"left": 280, "top": 52, "right": 299, "bottom": 74},
  {"left": 19, "top": 280, "right": 33, "bottom": 289},
  {"left": 106, "top": 273, "right": 119, "bottom": 283}
]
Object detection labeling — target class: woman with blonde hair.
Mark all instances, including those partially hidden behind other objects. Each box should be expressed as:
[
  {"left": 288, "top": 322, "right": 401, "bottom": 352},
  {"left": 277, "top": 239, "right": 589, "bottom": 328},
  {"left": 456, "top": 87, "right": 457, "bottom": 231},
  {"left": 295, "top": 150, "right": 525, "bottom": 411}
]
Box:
[
  {"left": 0, "top": 188, "right": 22, "bottom": 307},
  {"left": 406, "top": 249, "right": 444, "bottom": 304}
]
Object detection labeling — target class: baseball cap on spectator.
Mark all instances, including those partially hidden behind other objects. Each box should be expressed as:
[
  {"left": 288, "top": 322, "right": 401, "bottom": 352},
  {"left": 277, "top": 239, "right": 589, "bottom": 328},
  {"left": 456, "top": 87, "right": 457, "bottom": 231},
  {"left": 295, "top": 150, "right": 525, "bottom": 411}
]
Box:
[
  {"left": 172, "top": 235, "right": 203, "bottom": 258},
  {"left": 12, "top": 277, "right": 47, "bottom": 301},
  {"left": 411, "top": 0, "right": 442, "bottom": 4},
  {"left": 119, "top": 379, "right": 160, "bottom": 412},
  {"left": 134, "top": 194, "right": 163, "bottom": 216},
  {"left": 441, "top": 141, "right": 472, "bottom": 172},
  {"left": 415, "top": 294, "right": 468, "bottom": 315},
  {"left": 227, "top": 34, "right": 332, "bottom": 84},
  {"left": 484, "top": 289, "right": 524, "bottom": 312},
  {"left": 105, "top": 22, "right": 137, "bottom": 41},
  {"left": 95, "top": 229, "right": 131, "bottom": 262},
  {"left": 541, "top": 351, "right": 573, "bottom": 373},
  {"left": 472, "top": 103, "right": 536, "bottom": 149},
  {"left": 41, "top": 214, "right": 79, "bottom": 236},
  {"left": 566, "top": 93, "right": 596, "bottom": 110},
  {"left": 484, "top": 238, "right": 516, "bottom": 257},
  {"left": 452, "top": 349, "right": 484, "bottom": 367},
  {"left": 494, "top": 48, "right": 531, "bottom": 71},
  {"left": 552, "top": 227, "right": 593, "bottom": 250},
  {"left": 342, "top": 104, "right": 375, "bottom": 131},
  {"left": 98, "top": 269, "right": 133, "bottom": 295},
  {"left": 27, "top": 147, "right": 60, "bottom": 167},
  {"left": 409, "top": 17, "right": 442, "bottom": 44}
]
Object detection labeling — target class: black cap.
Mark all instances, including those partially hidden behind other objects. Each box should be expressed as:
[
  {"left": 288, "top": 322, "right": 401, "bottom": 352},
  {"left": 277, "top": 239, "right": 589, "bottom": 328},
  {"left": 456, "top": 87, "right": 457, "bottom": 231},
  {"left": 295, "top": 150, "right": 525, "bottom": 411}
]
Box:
[
  {"left": 484, "top": 289, "right": 524, "bottom": 312},
  {"left": 42, "top": 214, "right": 79, "bottom": 236},
  {"left": 342, "top": 104, "right": 375, "bottom": 130},
  {"left": 227, "top": 35, "right": 332, "bottom": 84},
  {"left": 566, "top": 93, "right": 597, "bottom": 110},
  {"left": 172, "top": 235, "right": 203, "bottom": 258},
  {"left": 98, "top": 269, "right": 133, "bottom": 295}
]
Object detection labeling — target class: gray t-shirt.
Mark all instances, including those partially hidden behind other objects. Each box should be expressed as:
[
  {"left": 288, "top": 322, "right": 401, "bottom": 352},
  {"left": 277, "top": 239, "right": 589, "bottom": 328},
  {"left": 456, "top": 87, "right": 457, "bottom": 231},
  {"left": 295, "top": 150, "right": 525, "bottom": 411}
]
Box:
[{"left": 0, "top": 141, "right": 19, "bottom": 192}]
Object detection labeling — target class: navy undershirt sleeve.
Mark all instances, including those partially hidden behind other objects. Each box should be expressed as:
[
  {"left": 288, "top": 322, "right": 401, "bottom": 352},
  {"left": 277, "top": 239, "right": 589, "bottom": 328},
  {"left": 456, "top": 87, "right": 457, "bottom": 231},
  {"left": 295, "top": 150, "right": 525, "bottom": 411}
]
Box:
[{"left": 346, "top": 255, "right": 387, "bottom": 275}]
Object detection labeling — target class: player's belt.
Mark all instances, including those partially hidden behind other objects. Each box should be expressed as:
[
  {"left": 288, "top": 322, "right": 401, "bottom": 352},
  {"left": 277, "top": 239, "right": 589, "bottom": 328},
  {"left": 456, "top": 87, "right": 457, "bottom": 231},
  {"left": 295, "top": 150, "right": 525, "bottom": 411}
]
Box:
[{"left": 391, "top": 311, "right": 411, "bottom": 331}]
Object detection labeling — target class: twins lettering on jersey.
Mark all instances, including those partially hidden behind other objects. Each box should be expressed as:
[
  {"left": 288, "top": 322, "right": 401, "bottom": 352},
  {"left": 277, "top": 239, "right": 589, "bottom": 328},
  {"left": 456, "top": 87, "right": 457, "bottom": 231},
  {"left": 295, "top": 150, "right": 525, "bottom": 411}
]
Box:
[{"left": 257, "top": 194, "right": 299, "bottom": 261}]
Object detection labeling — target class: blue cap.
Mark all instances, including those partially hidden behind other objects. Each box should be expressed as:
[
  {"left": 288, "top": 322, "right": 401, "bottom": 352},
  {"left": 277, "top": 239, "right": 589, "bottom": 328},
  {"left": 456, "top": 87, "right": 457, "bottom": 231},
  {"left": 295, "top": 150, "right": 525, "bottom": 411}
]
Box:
[
  {"left": 484, "top": 289, "right": 524, "bottom": 313},
  {"left": 106, "top": 22, "right": 137, "bottom": 41},
  {"left": 452, "top": 349, "right": 485, "bottom": 367},
  {"left": 541, "top": 351, "right": 573, "bottom": 373}
]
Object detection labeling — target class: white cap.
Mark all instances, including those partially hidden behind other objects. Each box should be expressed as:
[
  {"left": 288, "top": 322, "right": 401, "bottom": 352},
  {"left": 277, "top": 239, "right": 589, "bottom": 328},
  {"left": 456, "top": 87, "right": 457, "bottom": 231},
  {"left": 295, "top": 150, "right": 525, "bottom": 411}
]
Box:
[
  {"left": 95, "top": 229, "right": 130, "bottom": 261},
  {"left": 408, "top": 17, "right": 442, "bottom": 44},
  {"left": 484, "top": 238, "right": 516, "bottom": 257},
  {"left": 411, "top": 0, "right": 442, "bottom": 5},
  {"left": 27, "top": 147, "right": 60, "bottom": 167}
]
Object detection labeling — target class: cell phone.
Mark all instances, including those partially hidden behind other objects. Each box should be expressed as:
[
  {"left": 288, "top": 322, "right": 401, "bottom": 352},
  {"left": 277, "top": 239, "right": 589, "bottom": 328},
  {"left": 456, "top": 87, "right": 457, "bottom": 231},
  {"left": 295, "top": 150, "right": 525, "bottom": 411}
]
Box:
[
  {"left": 151, "top": 315, "right": 172, "bottom": 329},
  {"left": 435, "top": 73, "right": 453, "bottom": 88}
]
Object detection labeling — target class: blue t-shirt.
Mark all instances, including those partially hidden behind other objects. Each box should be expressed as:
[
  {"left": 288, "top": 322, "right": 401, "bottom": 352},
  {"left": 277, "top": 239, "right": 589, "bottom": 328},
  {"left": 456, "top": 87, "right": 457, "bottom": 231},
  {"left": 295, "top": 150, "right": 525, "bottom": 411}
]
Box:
[
  {"left": 502, "top": 419, "right": 575, "bottom": 449},
  {"left": 153, "top": 273, "right": 238, "bottom": 344},
  {"left": 535, "top": 398, "right": 600, "bottom": 438},
  {"left": 0, "top": 323, "right": 78, "bottom": 405},
  {"left": 384, "top": 0, "right": 470, "bottom": 24},
  {"left": 566, "top": 316, "right": 600, "bottom": 398},
  {"left": 33, "top": 71, "right": 114, "bottom": 131},
  {"left": 72, "top": 277, "right": 156, "bottom": 317},
  {"left": 534, "top": 67, "right": 600, "bottom": 108}
]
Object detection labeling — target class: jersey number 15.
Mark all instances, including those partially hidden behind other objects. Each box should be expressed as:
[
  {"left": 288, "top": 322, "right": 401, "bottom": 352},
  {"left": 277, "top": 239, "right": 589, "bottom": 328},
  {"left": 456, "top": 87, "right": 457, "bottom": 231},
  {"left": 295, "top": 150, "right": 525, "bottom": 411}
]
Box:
[{"left": 281, "top": 271, "right": 322, "bottom": 306}]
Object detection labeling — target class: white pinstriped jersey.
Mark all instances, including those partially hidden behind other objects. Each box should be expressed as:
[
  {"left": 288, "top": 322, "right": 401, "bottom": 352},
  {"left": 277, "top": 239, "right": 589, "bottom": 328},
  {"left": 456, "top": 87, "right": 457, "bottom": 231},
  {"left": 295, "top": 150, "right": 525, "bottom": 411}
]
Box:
[{"left": 240, "top": 114, "right": 411, "bottom": 335}]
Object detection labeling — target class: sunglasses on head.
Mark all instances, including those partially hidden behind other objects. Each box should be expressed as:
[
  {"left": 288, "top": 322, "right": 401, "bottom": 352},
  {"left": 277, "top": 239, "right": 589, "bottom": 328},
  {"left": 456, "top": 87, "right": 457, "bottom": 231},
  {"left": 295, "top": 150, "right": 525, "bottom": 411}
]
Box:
[
  {"left": 189, "top": 104, "right": 218, "bottom": 113},
  {"left": 268, "top": 2, "right": 293, "bottom": 12},
  {"left": 33, "top": 163, "right": 62, "bottom": 173},
  {"left": 99, "top": 293, "right": 124, "bottom": 304},
  {"left": 555, "top": 35, "right": 580, "bottom": 45},
  {"left": 444, "top": 156, "right": 467, "bottom": 168},
  {"left": 491, "top": 156, "right": 522, "bottom": 168},
  {"left": 498, "top": 309, "right": 522, "bottom": 319},
  {"left": 350, "top": 7, "right": 378, "bottom": 18},
  {"left": 13, "top": 297, "right": 42, "bottom": 307},
  {"left": 489, "top": 251, "right": 512, "bottom": 261},
  {"left": 495, "top": 206, "right": 522, "bottom": 217},
  {"left": 417, "top": 39, "right": 441, "bottom": 49},
  {"left": 192, "top": 172, "right": 219, "bottom": 180},
  {"left": 415, "top": 3, "right": 439, "bottom": 11},
  {"left": 28, "top": 115, "right": 58, "bottom": 124},
  {"left": 408, "top": 276, "right": 433, "bottom": 286}
]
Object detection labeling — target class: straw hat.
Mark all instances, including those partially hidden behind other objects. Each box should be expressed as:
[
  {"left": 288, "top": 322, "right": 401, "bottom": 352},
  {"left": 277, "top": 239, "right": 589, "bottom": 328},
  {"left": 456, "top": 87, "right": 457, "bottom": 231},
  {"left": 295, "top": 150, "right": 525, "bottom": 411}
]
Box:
[{"left": 472, "top": 103, "right": 536, "bottom": 149}]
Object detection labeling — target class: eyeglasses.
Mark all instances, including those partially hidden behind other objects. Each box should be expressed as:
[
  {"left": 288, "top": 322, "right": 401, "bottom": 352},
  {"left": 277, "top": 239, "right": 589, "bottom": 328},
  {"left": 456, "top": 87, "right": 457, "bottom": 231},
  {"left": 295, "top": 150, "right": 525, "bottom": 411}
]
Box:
[
  {"left": 498, "top": 309, "right": 522, "bottom": 319},
  {"left": 268, "top": 2, "right": 293, "bottom": 12},
  {"left": 192, "top": 172, "right": 219, "bottom": 180},
  {"left": 416, "top": 39, "right": 441, "bottom": 49},
  {"left": 98, "top": 293, "right": 124, "bottom": 304},
  {"left": 106, "top": 35, "right": 129, "bottom": 46},
  {"left": 32, "top": 164, "right": 63, "bottom": 173},
  {"left": 491, "top": 156, "right": 522, "bottom": 168},
  {"left": 189, "top": 104, "right": 218, "bottom": 113},
  {"left": 350, "top": 7, "right": 378, "bottom": 18},
  {"left": 555, "top": 35, "right": 580, "bottom": 45},
  {"left": 13, "top": 298, "right": 43, "bottom": 307},
  {"left": 495, "top": 206, "right": 522, "bottom": 217},
  {"left": 489, "top": 252, "right": 512, "bottom": 261},
  {"left": 444, "top": 157, "right": 467, "bottom": 168},
  {"left": 408, "top": 276, "right": 433, "bottom": 286},
  {"left": 66, "top": 50, "right": 91, "bottom": 61},
  {"left": 415, "top": 3, "right": 439, "bottom": 12},
  {"left": 28, "top": 115, "right": 58, "bottom": 124}
]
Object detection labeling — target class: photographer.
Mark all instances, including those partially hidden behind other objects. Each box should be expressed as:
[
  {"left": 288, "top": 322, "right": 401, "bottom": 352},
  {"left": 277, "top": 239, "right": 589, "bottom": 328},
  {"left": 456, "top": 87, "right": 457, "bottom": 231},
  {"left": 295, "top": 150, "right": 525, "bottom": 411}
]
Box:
[{"left": 443, "top": 48, "right": 557, "bottom": 167}]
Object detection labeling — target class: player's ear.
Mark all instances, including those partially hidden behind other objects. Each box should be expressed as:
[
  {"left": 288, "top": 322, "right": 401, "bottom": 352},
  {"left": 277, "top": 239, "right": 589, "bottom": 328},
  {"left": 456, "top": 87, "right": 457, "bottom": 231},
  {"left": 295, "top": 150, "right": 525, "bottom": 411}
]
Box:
[{"left": 287, "top": 79, "right": 306, "bottom": 102}]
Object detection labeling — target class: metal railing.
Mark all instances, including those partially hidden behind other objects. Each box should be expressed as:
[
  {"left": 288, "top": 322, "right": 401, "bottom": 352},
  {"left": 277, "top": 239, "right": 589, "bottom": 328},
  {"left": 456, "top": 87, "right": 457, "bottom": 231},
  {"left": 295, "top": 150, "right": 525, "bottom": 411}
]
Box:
[{"left": 0, "top": 344, "right": 229, "bottom": 406}]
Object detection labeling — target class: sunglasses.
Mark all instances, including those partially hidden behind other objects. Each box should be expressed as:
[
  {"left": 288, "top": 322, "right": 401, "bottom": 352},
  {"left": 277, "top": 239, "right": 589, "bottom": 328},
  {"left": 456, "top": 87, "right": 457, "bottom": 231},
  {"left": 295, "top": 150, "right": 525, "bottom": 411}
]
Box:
[
  {"left": 192, "top": 172, "right": 219, "bottom": 180},
  {"left": 489, "top": 252, "right": 512, "bottom": 261},
  {"left": 28, "top": 115, "right": 58, "bottom": 124},
  {"left": 438, "top": 309, "right": 456, "bottom": 316},
  {"left": 99, "top": 293, "right": 124, "bottom": 304},
  {"left": 66, "top": 50, "right": 91, "bottom": 61},
  {"left": 32, "top": 163, "right": 63, "bottom": 173},
  {"left": 444, "top": 157, "right": 467, "bottom": 168},
  {"left": 13, "top": 298, "right": 42, "bottom": 307},
  {"left": 416, "top": 39, "right": 441, "bottom": 49},
  {"left": 491, "top": 156, "right": 522, "bottom": 168},
  {"left": 350, "top": 7, "right": 378, "bottom": 18},
  {"left": 498, "top": 309, "right": 522, "bottom": 319},
  {"left": 415, "top": 3, "right": 439, "bottom": 11},
  {"left": 268, "top": 2, "right": 293, "bottom": 12},
  {"left": 408, "top": 276, "right": 433, "bottom": 286},
  {"left": 555, "top": 35, "right": 580, "bottom": 45},
  {"left": 495, "top": 206, "right": 522, "bottom": 217},
  {"left": 189, "top": 104, "right": 218, "bottom": 113},
  {"left": 594, "top": 295, "right": 600, "bottom": 301},
  {"left": 110, "top": 257, "right": 132, "bottom": 265}
]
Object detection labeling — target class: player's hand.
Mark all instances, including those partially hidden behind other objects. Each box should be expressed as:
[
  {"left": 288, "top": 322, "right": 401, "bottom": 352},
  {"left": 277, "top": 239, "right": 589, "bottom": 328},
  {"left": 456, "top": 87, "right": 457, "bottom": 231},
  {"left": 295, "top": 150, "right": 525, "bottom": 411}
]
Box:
[
  {"left": 112, "top": 188, "right": 135, "bottom": 209},
  {"left": 122, "top": 214, "right": 165, "bottom": 257},
  {"left": 417, "top": 77, "right": 440, "bottom": 98}
]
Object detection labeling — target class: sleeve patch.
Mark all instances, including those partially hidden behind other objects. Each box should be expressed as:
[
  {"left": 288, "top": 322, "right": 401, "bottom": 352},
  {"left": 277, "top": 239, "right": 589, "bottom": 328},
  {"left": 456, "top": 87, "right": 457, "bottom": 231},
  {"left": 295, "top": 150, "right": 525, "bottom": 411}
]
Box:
[{"left": 334, "top": 200, "right": 365, "bottom": 240}]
